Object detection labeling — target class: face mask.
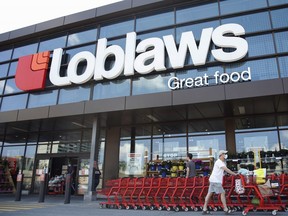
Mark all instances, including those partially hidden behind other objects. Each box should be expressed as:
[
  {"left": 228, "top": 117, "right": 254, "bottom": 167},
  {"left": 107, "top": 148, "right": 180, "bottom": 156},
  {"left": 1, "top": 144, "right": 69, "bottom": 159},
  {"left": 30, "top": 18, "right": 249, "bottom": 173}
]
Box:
[{"left": 224, "top": 154, "right": 228, "bottom": 159}]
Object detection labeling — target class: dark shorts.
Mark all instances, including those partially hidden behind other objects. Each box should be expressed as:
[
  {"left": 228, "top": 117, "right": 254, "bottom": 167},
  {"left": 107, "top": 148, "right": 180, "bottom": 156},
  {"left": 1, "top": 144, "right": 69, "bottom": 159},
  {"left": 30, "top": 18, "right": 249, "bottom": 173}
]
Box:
[{"left": 208, "top": 182, "right": 225, "bottom": 194}]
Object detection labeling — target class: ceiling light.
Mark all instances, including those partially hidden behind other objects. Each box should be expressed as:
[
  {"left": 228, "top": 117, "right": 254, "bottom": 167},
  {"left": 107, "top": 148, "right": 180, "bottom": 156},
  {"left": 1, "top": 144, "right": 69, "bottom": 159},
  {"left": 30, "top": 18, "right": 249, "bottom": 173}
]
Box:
[
  {"left": 72, "top": 122, "right": 86, "bottom": 128},
  {"left": 146, "top": 114, "right": 159, "bottom": 122},
  {"left": 238, "top": 106, "right": 246, "bottom": 115}
]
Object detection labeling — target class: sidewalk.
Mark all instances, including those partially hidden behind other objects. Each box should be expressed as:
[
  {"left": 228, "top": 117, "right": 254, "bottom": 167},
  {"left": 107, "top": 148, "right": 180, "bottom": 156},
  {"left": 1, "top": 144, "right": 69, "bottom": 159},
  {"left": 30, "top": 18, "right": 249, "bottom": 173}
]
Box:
[{"left": 0, "top": 194, "right": 287, "bottom": 216}]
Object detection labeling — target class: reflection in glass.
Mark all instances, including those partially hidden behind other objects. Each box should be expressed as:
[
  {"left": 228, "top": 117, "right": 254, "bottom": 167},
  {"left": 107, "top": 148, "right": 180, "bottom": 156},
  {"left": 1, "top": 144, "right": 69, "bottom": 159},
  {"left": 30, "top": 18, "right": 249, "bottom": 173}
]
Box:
[
  {"left": 28, "top": 90, "right": 58, "bottom": 108},
  {"left": 0, "top": 63, "right": 9, "bottom": 78},
  {"left": 271, "top": 8, "right": 288, "bottom": 29},
  {"left": 4, "top": 78, "right": 21, "bottom": 94},
  {"left": 93, "top": 79, "right": 130, "bottom": 100},
  {"left": 38, "top": 35, "right": 67, "bottom": 52},
  {"left": 23, "top": 145, "right": 36, "bottom": 179},
  {"left": 235, "top": 116, "right": 277, "bottom": 132},
  {"left": 0, "top": 80, "right": 5, "bottom": 95},
  {"left": 222, "top": 12, "right": 271, "bottom": 33},
  {"left": 132, "top": 73, "right": 173, "bottom": 95},
  {"left": 58, "top": 85, "right": 90, "bottom": 104},
  {"left": 68, "top": 28, "right": 97, "bottom": 46},
  {"left": 3, "top": 134, "right": 27, "bottom": 146},
  {"left": 0, "top": 48, "right": 12, "bottom": 62},
  {"left": 188, "top": 134, "right": 226, "bottom": 158},
  {"left": 236, "top": 130, "right": 279, "bottom": 152},
  {"left": 136, "top": 10, "right": 174, "bottom": 32},
  {"left": 1, "top": 94, "right": 28, "bottom": 111},
  {"left": 246, "top": 34, "right": 275, "bottom": 57},
  {"left": 119, "top": 140, "right": 131, "bottom": 177},
  {"left": 81, "top": 130, "right": 91, "bottom": 152},
  {"left": 278, "top": 56, "right": 288, "bottom": 78},
  {"left": 7, "top": 62, "right": 17, "bottom": 76},
  {"left": 226, "top": 58, "right": 278, "bottom": 81},
  {"left": 274, "top": 31, "right": 288, "bottom": 53},
  {"left": 220, "top": 0, "right": 267, "bottom": 15},
  {"left": 176, "top": 2, "right": 218, "bottom": 24},
  {"left": 12, "top": 43, "right": 38, "bottom": 59},
  {"left": 268, "top": 0, "right": 288, "bottom": 6},
  {"left": 100, "top": 19, "right": 134, "bottom": 38},
  {"left": 280, "top": 130, "right": 288, "bottom": 149}
]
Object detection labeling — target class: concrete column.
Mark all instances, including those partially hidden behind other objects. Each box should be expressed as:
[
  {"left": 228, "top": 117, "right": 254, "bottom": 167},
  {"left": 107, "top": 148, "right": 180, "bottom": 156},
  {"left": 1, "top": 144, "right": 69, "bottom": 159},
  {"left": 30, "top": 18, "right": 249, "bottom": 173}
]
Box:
[
  {"left": 102, "top": 126, "right": 121, "bottom": 185},
  {"left": 225, "top": 118, "right": 236, "bottom": 154},
  {"left": 84, "top": 116, "right": 99, "bottom": 202}
]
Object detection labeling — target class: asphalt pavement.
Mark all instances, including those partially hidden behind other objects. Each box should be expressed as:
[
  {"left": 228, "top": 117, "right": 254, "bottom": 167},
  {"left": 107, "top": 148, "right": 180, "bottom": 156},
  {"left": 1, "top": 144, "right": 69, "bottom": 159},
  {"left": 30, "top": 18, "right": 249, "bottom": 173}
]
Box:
[{"left": 0, "top": 193, "right": 287, "bottom": 216}]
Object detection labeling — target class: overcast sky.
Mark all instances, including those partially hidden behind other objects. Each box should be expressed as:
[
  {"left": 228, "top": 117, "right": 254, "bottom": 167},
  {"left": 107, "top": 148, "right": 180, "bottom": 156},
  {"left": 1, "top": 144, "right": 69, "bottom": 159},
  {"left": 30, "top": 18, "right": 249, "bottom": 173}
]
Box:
[{"left": 0, "top": 0, "right": 122, "bottom": 34}]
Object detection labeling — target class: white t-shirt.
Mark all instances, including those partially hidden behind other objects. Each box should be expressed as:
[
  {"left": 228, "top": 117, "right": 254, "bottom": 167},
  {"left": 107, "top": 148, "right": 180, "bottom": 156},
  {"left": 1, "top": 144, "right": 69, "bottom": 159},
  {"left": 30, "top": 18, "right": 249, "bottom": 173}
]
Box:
[{"left": 209, "top": 159, "right": 226, "bottom": 184}]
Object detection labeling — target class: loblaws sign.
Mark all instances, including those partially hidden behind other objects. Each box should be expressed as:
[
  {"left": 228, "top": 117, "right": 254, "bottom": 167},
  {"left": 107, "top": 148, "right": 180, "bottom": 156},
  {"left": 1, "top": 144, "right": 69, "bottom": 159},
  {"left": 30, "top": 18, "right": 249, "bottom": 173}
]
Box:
[{"left": 15, "top": 23, "right": 248, "bottom": 91}]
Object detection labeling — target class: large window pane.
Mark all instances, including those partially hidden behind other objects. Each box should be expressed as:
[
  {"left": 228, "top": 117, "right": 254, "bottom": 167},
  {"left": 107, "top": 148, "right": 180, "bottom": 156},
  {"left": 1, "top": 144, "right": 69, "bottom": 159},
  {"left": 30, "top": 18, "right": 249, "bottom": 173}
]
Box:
[
  {"left": 188, "top": 134, "right": 226, "bottom": 158},
  {"left": 23, "top": 145, "right": 36, "bottom": 178},
  {"left": 246, "top": 34, "right": 275, "bottom": 57},
  {"left": 176, "top": 2, "right": 218, "bottom": 24},
  {"left": 0, "top": 48, "right": 12, "bottom": 62},
  {"left": 278, "top": 56, "right": 288, "bottom": 78},
  {"left": 38, "top": 35, "right": 67, "bottom": 52},
  {"left": 12, "top": 43, "right": 38, "bottom": 59},
  {"left": 93, "top": 79, "right": 130, "bottom": 100},
  {"left": 51, "top": 131, "right": 81, "bottom": 153},
  {"left": 2, "top": 146, "right": 25, "bottom": 187},
  {"left": 271, "top": 8, "right": 288, "bottom": 29},
  {"left": 7, "top": 62, "right": 17, "bottom": 76},
  {"left": 68, "top": 28, "right": 97, "bottom": 46},
  {"left": 4, "top": 78, "right": 23, "bottom": 94},
  {"left": 274, "top": 31, "right": 288, "bottom": 53},
  {"left": 132, "top": 73, "right": 173, "bottom": 95},
  {"left": 280, "top": 130, "right": 288, "bottom": 149},
  {"left": 0, "top": 63, "right": 9, "bottom": 78},
  {"left": 0, "top": 80, "right": 5, "bottom": 95},
  {"left": 136, "top": 10, "right": 174, "bottom": 32},
  {"left": 100, "top": 19, "right": 134, "bottom": 38},
  {"left": 236, "top": 130, "right": 279, "bottom": 152},
  {"left": 226, "top": 58, "right": 278, "bottom": 81},
  {"left": 81, "top": 130, "right": 91, "bottom": 152},
  {"left": 28, "top": 89, "right": 58, "bottom": 108},
  {"left": 135, "top": 139, "right": 151, "bottom": 175},
  {"left": 269, "top": 0, "right": 288, "bottom": 6},
  {"left": 119, "top": 140, "right": 131, "bottom": 177},
  {"left": 176, "top": 21, "right": 220, "bottom": 43},
  {"left": 1, "top": 94, "right": 28, "bottom": 111},
  {"left": 220, "top": 0, "right": 267, "bottom": 15},
  {"left": 3, "top": 134, "right": 27, "bottom": 146},
  {"left": 222, "top": 12, "right": 271, "bottom": 33},
  {"left": 58, "top": 85, "right": 90, "bottom": 104}
]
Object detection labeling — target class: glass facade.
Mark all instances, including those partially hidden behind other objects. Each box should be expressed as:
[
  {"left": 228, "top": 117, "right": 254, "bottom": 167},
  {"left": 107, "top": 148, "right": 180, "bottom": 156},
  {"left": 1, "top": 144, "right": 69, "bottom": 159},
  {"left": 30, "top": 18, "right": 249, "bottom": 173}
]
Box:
[{"left": 0, "top": 0, "right": 288, "bottom": 193}]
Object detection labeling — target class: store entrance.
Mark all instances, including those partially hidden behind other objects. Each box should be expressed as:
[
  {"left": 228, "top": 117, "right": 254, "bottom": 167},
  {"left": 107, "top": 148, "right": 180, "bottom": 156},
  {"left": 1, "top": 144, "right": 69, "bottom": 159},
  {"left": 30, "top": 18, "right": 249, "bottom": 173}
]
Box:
[{"left": 33, "top": 154, "right": 89, "bottom": 195}]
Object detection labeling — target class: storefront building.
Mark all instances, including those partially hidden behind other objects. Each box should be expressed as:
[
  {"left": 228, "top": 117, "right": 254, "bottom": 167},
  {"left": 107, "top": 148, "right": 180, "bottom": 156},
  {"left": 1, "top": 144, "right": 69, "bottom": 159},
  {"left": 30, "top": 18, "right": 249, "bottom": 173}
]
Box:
[{"left": 0, "top": 0, "right": 288, "bottom": 196}]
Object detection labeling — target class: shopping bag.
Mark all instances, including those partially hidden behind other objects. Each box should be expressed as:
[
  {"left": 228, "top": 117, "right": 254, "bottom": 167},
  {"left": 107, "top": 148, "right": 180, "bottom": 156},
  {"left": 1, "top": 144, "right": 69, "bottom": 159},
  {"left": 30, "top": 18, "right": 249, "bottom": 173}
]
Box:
[
  {"left": 235, "top": 178, "right": 245, "bottom": 194},
  {"left": 254, "top": 168, "right": 266, "bottom": 184}
]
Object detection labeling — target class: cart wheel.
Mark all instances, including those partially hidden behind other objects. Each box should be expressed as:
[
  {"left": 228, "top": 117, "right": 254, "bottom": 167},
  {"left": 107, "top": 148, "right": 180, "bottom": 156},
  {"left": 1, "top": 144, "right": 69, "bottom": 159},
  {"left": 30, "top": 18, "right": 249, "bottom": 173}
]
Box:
[
  {"left": 118, "top": 205, "right": 122, "bottom": 210},
  {"left": 194, "top": 207, "right": 199, "bottom": 211},
  {"left": 242, "top": 210, "right": 247, "bottom": 216},
  {"left": 213, "top": 207, "right": 218, "bottom": 212},
  {"left": 285, "top": 207, "right": 288, "bottom": 212},
  {"left": 174, "top": 207, "right": 179, "bottom": 212},
  {"left": 142, "top": 206, "right": 146, "bottom": 210},
  {"left": 184, "top": 207, "right": 189, "bottom": 212},
  {"left": 272, "top": 210, "right": 277, "bottom": 215},
  {"left": 158, "top": 206, "right": 162, "bottom": 211},
  {"left": 167, "top": 207, "right": 171, "bottom": 211},
  {"left": 253, "top": 208, "right": 257, "bottom": 212},
  {"left": 150, "top": 206, "right": 154, "bottom": 210},
  {"left": 126, "top": 206, "right": 130, "bottom": 210},
  {"left": 134, "top": 206, "right": 138, "bottom": 210},
  {"left": 100, "top": 204, "right": 103, "bottom": 208}
]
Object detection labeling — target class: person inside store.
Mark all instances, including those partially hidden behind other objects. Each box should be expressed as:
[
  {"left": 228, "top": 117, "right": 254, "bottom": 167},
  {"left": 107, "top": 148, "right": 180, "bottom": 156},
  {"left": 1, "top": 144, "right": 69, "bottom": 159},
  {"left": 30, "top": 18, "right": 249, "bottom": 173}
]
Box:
[
  {"left": 186, "top": 153, "right": 196, "bottom": 178},
  {"left": 67, "top": 163, "right": 76, "bottom": 194},
  {"left": 93, "top": 161, "right": 101, "bottom": 191},
  {"left": 202, "top": 150, "right": 238, "bottom": 215}
]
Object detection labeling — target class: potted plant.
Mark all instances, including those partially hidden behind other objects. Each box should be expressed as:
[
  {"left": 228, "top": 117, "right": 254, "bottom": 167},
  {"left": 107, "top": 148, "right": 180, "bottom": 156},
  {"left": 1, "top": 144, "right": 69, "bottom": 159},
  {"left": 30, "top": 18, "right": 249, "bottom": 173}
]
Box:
[
  {"left": 194, "top": 160, "right": 202, "bottom": 169},
  {"left": 178, "top": 159, "right": 185, "bottom": 171},
  {"left": 148, "top": 161, "right": 156, "bottom": 171},
  {"left": 171, "top": 162, "right": 179, "bottom": 172},
  {"left": 160, "top": 167, "right": 168, "bottom": 177},
  {"left": 268, "top": 161, "right": 278, "bottom": 170},
  {"left": 202, "top": 166, "right": 210, "bottom": 176}
]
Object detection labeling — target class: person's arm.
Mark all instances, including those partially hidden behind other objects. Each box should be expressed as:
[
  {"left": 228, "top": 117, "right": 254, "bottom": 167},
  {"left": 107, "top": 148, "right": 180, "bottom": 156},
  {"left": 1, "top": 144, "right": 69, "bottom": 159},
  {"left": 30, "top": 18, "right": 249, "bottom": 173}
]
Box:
[
  {"left": 186, "top": 167, "right": 190, "bottom": 178},
  {"left": 222, "top": 166, "right": 237, "bottom": 176}
]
